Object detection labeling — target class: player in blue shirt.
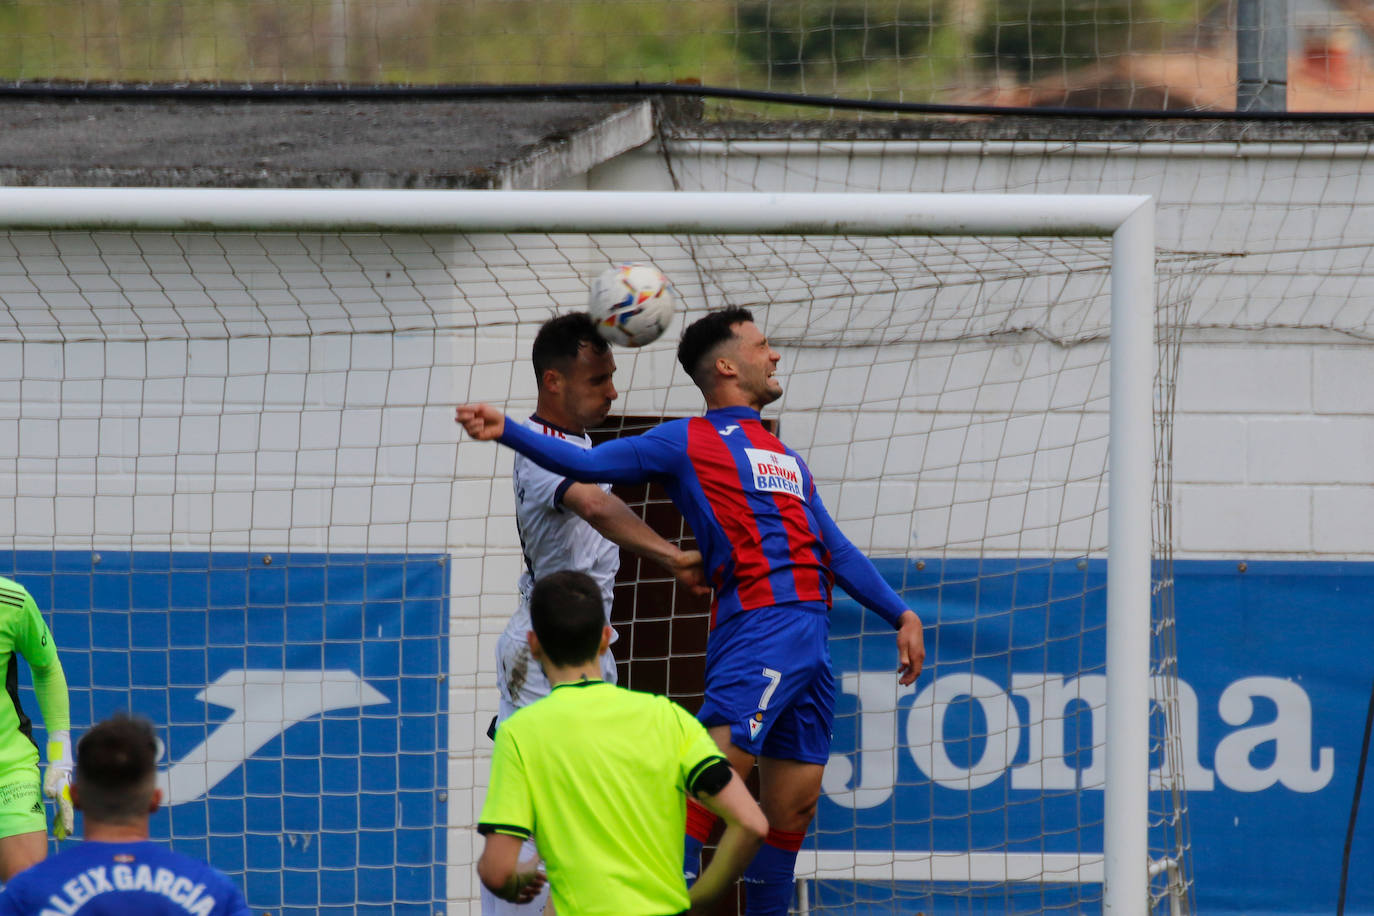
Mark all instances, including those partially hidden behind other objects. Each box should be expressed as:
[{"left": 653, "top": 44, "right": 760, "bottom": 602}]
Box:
[
  {"left": 0, "top": 713, "right": 250, "bottom": 916},
  {"left": 458, "top": 306, "right": 926, "bottom": 915}
]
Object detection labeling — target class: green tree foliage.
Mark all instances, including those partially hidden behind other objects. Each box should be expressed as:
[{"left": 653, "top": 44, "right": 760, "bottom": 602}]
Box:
[
  {"left": 0, "top": 0, "right": 1201, "bottom": 94},
  {"left": 735, "top": 0, "right": 942, "bottom": 82}
]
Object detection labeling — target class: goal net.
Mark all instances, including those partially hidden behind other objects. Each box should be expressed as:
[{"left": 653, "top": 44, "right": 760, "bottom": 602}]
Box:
[{"left": 0, "top": 188, "right": 1189, "bottom": 916}]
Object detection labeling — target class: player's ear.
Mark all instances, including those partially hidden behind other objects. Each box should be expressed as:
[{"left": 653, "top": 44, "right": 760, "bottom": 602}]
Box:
[
  {"left": 149, "top": 786, "right": 162, "bottom": 814},
  {"left": 541, "top": 367, "right": 563, "bottom": 394},
  {"left": 597, "top": 625, "right": 612, "bottom": 656},
  {"left": 526, "top": 630, "right": 545, "bottom": 663},
  {"left": 69, "top": 783, "right": 82, "bottom": 812}
]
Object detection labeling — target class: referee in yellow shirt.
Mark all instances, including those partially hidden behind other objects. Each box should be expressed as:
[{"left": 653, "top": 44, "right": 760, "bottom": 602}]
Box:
[{"left": 478, "top": 570, "right": 767, "bottom": 916}]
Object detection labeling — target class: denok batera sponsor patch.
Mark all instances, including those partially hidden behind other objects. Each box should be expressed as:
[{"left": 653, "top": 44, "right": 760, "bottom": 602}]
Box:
[{"left": 745, "top": 448, "right": 805, "bottom": 500}]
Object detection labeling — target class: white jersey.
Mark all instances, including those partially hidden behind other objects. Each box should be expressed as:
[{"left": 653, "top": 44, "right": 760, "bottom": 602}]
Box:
[
  {"left": 485, "top": 417, "right": 621, "bottom": 916},
  {"left": 511, "top": 415, "right": 620, "bottom": 617}
]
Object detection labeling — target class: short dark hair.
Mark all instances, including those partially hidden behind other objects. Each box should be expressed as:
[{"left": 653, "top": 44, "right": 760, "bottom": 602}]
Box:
[
  {"left": 75, "top": 713, "right": 159, "bottom": 823},
  {"left": 529, "top": 570, "right": 606, "bottom": 668},
  {"left": 531, "top": 313, "right": 609, "bottom": 384},
  {"left": 676, "top": 306, "right": 755, "bottom": 387}
]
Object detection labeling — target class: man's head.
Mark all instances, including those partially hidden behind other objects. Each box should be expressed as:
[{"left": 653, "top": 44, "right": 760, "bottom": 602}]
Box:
[
  {"left": 527, "top": 569, "right": 610, "bottom": 670},
  {"left": 531, "top": 313, "right": 618, "bottom": 433},
  {"left": 73, "top": 713, "right": 160, "bottom": 827},
  {"left": 676, "top": 307, "right": 782, "bottom": 409}
]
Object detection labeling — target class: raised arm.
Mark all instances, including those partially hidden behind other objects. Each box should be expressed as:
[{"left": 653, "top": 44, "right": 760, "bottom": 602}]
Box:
[
  {"left": 456, "top": 402, "right": 670, "bottom": 485},
  {"left": 562, "top": 484, "right": 708, "bottom": 595},
  {"left": 812, "top": 488, "right": 926, "bottom": 685}
]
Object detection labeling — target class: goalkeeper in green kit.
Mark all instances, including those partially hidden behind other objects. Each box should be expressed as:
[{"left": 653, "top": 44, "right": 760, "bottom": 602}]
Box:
[{"left": 0, "top": 575, "right": 73, "bottom": 881}]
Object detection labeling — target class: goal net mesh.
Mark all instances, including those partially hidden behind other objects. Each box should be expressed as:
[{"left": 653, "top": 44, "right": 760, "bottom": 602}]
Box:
[{"left": 0, "top": 215, "right": 1202, "bottom": 915}]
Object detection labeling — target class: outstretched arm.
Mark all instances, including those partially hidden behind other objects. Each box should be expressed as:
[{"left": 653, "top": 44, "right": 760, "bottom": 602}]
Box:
[
  {"left": 813, "top": 491, "right": 926, "bottom": 685},
  {"left": 455, "top": 402, "right": 654, "bottom": 485},
  {"left": 562, "top": 484, "right": 709, "bottom": 596},
  {"left": 455, "top": 402, "right": 506, "bottom": 440}
]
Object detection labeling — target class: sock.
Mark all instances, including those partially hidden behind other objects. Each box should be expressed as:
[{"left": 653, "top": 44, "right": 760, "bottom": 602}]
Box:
[
  {"left": 683, "top": 798, "right": 718, "bottom": 885},
  {"left": 741, "top": 827, "right": 805, "bottom": 916}
]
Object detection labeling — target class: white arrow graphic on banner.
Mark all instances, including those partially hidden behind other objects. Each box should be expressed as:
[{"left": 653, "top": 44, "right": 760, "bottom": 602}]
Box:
[{"left": 157, "top": 668, "right": 390, "bottom": 806}]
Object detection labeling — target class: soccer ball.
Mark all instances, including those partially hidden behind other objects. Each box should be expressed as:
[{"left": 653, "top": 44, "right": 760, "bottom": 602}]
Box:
[{"left": 587, "top": 263, "right": 676, "bottom": 348}]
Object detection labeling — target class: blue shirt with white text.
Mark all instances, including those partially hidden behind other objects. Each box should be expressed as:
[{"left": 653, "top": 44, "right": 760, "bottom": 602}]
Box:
[{"left": 0, "top": 840, "right": 250, "bottom": 916}]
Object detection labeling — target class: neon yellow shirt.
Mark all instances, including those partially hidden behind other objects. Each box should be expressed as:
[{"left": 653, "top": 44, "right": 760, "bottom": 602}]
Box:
[
  {"left": 479, "top": 679, "right": 726, "bottom": 916},
  {"left": 0, "top": 576, "right": 67, "bottom": 772}
]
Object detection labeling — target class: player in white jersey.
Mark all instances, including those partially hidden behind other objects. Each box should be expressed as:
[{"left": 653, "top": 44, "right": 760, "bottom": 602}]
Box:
[
  {"left": 483, "top": 312, "right": 706, "bottom": 916},
  {"left": 501, "top": 414, "right": 621, "bottom": 718}
]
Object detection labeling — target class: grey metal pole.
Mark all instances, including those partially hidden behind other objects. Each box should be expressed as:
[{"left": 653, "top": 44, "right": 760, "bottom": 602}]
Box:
[{"left": 1237, "top": 0, "right": 1288, "bottom": 111}]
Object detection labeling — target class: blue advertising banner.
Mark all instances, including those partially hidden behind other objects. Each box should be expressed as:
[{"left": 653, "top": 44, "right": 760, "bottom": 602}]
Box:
[
  {"left": 3, "top": 551, "right": 449, "bottom": 916},
  {"left": 815, "top": 558, "right": 1374, "bottom": 916}
]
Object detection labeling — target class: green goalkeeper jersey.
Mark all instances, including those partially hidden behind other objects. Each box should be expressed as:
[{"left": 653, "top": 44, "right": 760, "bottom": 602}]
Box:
[{"left": 0, "top": 576, "right": 67, "bottom": 772}]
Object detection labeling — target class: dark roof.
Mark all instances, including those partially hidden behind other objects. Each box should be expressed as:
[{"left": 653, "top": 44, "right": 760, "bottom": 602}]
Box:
[
  {"left": 668, "top": 115, "right": 1374, "bottom": 142},
  {"left": 0, "top": 97, "right": 654, "bottom": 188},
  {"left": 3, "top": 90, "right": 1374, "bottom": 193}
]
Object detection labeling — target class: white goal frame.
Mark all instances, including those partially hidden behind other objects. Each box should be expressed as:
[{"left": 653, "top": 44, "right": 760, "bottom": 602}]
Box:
[{"left": 0, "top": 187, "right": 1156, "bottom": 916}]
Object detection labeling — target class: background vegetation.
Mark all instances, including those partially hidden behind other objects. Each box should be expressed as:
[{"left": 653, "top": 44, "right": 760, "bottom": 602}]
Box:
[{"left": 0, "top": 0, "right": 1208, "bottom": 98}]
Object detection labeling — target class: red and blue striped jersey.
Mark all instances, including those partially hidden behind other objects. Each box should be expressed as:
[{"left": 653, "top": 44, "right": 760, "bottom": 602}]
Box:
[{"left": 499, "top": 405, "right": 909, "bottom": 630}]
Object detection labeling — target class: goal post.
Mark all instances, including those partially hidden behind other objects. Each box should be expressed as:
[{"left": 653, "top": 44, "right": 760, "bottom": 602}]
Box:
[{"left": 0, "top": 187, "right": 1161, "bottom": 915}]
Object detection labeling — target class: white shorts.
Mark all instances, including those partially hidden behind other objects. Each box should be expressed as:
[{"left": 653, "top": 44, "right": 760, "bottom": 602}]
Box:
[{"left": 495, "top": 628, "right": 618, "bottom": 723}]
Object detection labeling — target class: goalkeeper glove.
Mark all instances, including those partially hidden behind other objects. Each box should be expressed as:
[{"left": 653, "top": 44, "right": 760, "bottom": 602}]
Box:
[{"left": 44, "top": 731, "right": 74, "bottom": 841}]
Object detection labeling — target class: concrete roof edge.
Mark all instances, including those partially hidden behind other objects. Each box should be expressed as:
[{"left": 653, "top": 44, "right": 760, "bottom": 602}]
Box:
[
  {"left": 669, "top": 116, "right": 1374, "bottom": 143},
  {"left": 497, "top": 100, "right": 655, "bottom": 189}
]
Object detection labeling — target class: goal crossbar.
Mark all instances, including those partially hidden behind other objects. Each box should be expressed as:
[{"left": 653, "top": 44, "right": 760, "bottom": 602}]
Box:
[
  {"left": 0, "top": 187, "right": 1150, "bottom": 237},
  {"left": 0, "top": 188, "right": 1156, "bottom": 915}
]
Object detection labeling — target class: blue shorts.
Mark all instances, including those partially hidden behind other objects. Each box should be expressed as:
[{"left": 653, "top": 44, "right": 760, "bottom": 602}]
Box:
[{"left": 696, "top": 603, "right": 835, "bottom": 765}]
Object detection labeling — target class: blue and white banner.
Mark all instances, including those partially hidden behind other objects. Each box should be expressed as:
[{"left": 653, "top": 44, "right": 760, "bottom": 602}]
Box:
[
  {"left": 816, "top": 558, "right": 1374, "bottom": 916},
  {"left": 8, "top": 551, "right": 449, "bottom": 916},
  {"left": 7, "top": 551, "right": 1370, "bottom": 914}
]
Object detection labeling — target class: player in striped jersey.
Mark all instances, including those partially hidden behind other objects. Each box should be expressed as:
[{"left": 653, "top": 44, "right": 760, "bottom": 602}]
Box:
[
  {"left": 0, "top": 575, "right": 75, "bottom": 881},
  {"left": 458, "top": 307, "right": 925, "bottom": 916},
  {"left": 485, "top": 313, "right": 707, "bottom": 916}
]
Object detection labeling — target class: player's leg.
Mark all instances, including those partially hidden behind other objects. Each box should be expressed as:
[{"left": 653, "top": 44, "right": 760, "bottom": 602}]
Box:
[
  {"left": 684, "top": 724, "right": 755, "bottom": 885},
  {"left": 745, "top": 757, "right": 823, "bottom": 914},
  {"left": 687, "top": 605, "right": 831, "bottom": 906},
  {"left": 740, "top": 620, "right": 836, "bottom": 916},
  {"left": 0, "top": 764, "right": 49, "bottom": 881}
]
